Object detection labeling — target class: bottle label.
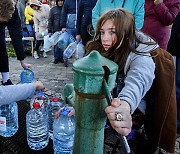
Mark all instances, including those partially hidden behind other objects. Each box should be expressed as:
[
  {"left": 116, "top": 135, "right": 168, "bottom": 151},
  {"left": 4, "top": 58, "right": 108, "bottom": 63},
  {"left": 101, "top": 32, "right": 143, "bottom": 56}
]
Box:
[{"left": 0, "top": 117, "right": 6, "bottom": 131}]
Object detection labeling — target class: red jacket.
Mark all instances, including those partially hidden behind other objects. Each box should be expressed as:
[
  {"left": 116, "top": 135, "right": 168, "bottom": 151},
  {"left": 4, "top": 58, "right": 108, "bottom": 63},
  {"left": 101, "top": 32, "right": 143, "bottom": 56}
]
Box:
[{"left": 141, "top": 0, "right": 180, "bottom": 50}]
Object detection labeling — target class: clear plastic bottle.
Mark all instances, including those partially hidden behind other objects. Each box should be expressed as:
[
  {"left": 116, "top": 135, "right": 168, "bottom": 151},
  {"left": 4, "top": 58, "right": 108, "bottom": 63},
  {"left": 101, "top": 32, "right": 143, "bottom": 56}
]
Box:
[
  {"left": 47, "top": 97, "right": 64, "bottom": 140},
  {"left": 58, "top": 32, "right": 70, "bottom": 50},
  {"left": 75, "top": 41, "right": 85, "bottom": 59},
  {"left": 53, "top": 107, "right": 75, "bottom": 154},
  {"left": 0, "top": 102, "right": 18, "bottom": 137},
  {"left": 63, "top": 41, "right": 77, "bottom": 60},
  {"left": 26, "top": 102, "right": 49, "bottom": 150},
  {"left": 20, "top": 69, "right": 34, "bottom": 84}
]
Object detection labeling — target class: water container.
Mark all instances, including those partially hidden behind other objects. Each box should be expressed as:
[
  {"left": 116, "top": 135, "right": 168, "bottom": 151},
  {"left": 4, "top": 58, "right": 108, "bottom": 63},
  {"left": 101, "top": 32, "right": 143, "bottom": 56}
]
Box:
[
  {"left": 30, "top": 90, "right": 50, "bottom": 112},
  {"left": 53, "top": 107, "right": 75, "bottom": 154},
  {"left": 0, "top": 102, "right": 18, "bottom": 137},
  {"left": 26, "top": 102, "right": 49, "bottom": 150},
  {"left": 20, "top": 69, "right": 34, "bottom": 84},
  {"left": 47, "top": 97, "right": 64, "bottom": 139},
  {"left": 63, "top": 41, "right": 78, "bottom": 60},
  {"left": 57, "top": 32, "right": 71, "bottom": 50},
  {"left": 75, "top": 41, "right": 85, "bottom": 59}
]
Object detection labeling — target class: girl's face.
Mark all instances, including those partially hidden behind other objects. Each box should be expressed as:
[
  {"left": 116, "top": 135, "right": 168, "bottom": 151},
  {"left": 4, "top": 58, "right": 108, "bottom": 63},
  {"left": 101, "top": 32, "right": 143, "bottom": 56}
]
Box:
[{"left": 100, "top": 19, "right": 117, "bottom": 51}]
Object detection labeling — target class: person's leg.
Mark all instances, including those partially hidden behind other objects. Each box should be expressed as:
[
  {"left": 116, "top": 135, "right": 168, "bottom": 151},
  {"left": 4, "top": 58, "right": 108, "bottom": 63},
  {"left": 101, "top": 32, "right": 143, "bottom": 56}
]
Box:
[
  {"left": 176, "top": 57, "right": 180, "bottom": 130},
  {"left": 0, "top": 28, "right": 12, "bottom": 85},
  {"left": 53, "top": 44, "right": 60, "bottom": 64},
  {"left": 81, "top": 25, "right": 92, "bottom": 46},
  {"left": 34, "top": 40, "right": 43, "bottom": 59}
]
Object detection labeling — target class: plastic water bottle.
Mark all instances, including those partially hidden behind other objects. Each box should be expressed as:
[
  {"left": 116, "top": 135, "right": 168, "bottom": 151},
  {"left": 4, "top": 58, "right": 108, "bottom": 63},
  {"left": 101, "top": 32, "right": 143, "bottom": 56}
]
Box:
[
  {"left": 26, "top": 101, "right": 49, "bottom": 150},
  {"left": 63, "top": 41, "right": 77, "bottom": 60},
  {"left": 75, "top": 41, "right": 85, "bottom": 59},
  {"left": 47, "top": 97, "right": 64, "bottom": 140},
  {"left": 53, "top": 107, "right": 75, "bottom": 154},
  {"left": 30, "top": 90, "right": 50, "bottom": 112},
  {"left": 0, "top": 102, "right": 18, "bottom": 137},
  {"left": 20, "top": 69, "right": 34, "bottom": 83},
  {"left": 58, "top": 32, "right": 70, "bottom": 50}
]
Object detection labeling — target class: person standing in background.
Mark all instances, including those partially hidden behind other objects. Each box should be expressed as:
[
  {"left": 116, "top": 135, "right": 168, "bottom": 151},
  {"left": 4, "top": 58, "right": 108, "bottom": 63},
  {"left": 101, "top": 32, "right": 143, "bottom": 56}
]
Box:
[
  {"left": 61, "top": 0, "right": 79, "bottom": 38},
  {"left": 30, "top": 0, "right": 50, "bottom": 59},
  {"left": 0, "top": 0, "right": 31, "bottom": 85},
  {"left": 141, "top": 0, "right": 180, "bottom": 50},
  {"left": 48, "top": 0, "right": 64, "bottom": 64},
  {"left": 92, "top": 0, "right": 145, "bottom": 31},
  {"left": 24, "top": 0, "right": 35, "bottom": 37},
  {"left": 75, "top": 0, "right": 97, "bottom": 46},
  {"left": 167, "top": 12, "right": 180, "bottom": 134}
]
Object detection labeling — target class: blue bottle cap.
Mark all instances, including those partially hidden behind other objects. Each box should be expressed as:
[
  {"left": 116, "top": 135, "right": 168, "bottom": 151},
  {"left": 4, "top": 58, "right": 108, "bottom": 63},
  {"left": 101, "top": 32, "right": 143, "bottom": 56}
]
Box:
[
  {"left": 61, "top": 108, "right": 71, "bottom": 116},
  {"left": 36, "top": 90, "right": 44, "bottom": 96}
]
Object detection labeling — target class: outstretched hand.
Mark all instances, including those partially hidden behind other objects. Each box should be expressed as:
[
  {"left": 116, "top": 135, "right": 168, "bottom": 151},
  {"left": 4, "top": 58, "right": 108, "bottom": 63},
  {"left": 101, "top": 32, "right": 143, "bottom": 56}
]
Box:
[
  {"left": 105, "top": 98, "right": 132, "bottom": 136},
  {"left": 20, "top": 60, "right": 32, "bottom": 70}
]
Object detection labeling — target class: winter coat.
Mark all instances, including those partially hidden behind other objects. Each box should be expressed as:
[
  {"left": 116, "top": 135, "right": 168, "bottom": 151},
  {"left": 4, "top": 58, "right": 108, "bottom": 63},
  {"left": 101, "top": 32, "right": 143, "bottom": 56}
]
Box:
[
  {"left": 141, "top": 0, "right": 180, "bottom": 50},
  {"left": 92, "top": 0, "right": 145, "bottom": 30},
  {"left": 76, "top": 0, "right": 97, "bottom": 35},
  {"left": 0, "top": 7, "right": 25, "bottom": 62},
  {"left": 167, "top": 12, "right": 180, "bottom": 57},
  {"left": 24, "top": 5, "right": 34, "bottom": 24},
  {"left": 48, "top": 1, "right": 63, "bottom": 33},
  {"left": 60, "top": 0, "right": 79, "bottom": 29},
  {"left": 0, "top": 83, "right": 36, "bottom": 105},
  {"left": 33, "top": 4, "right": 50, "bottom": 33}
]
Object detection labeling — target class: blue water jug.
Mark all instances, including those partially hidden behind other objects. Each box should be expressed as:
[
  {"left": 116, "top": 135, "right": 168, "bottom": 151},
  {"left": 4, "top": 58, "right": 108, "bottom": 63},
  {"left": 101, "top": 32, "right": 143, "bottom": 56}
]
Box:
[
  {"left": 75, "top": 41, "right": 85, "bottom": 59},
  {"left": 53, "top": 107, "right": 75, "bottom": 154},
  {"left": 20, "top": 69, "right": 34, "bottom": 84},
  {"left": 0, "top": 102, "right": 18, "bottom": 137},
  {"left": 63, "top": 41, "right": 78, "bottom": 60},
  {"left": 26, "top": 101, "right": 49, "bottom": 150},
  {"left": 57, "top": 32, "right": 70, "bottom": 50}
]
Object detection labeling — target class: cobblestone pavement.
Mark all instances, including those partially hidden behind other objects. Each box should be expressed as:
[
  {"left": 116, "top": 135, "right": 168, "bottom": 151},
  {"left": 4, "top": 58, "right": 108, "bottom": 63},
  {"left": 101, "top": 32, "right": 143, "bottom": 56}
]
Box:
[
  {"left": 1, "top": 51, "right": 180, "bottom": 154},
  {"left": 4, "top": 50, "right": 74, "bottom": 98}
]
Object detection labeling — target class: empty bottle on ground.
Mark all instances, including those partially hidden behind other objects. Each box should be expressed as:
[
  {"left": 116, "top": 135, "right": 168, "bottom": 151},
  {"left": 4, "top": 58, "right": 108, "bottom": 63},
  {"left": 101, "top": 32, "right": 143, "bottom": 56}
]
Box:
[
  {"left": 53, "top": 107, "right": 75, "bottom": 154},
  {"left": 20, "top": 69, "right": 34, "bottom": 83},
  {"left": 26, "top": 101, "right": 49, "bottom": 150},
  {"left": 0, "top": 102, "right": 18, "bottom": 137},
  {"left": 47, "top": 97, "right": 64, "bottom": 140}
]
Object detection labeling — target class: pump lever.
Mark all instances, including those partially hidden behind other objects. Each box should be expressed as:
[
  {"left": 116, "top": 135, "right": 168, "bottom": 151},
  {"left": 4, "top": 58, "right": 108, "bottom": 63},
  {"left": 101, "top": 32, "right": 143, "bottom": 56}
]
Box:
[{"left": 102, "top": 66, "right": 131, "bottom": 154}]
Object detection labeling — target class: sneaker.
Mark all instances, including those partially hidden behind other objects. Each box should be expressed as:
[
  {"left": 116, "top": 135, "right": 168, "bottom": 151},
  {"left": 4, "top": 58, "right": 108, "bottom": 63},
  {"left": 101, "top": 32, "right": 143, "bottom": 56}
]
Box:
[
  {"left": 43, "top": 51, "right": 47, "bottom": 58},
  {"left": 64, "top": 60, "right": 68, "bottom": 67},
  {"left": 2, "top": 79, "right": 13, "bottom": 86},
  {"left": 34, "top": 51, "right": 39, "bottom": 59},
  {"left": 53, "top": 59, "right": 59, "bottom": 64}
]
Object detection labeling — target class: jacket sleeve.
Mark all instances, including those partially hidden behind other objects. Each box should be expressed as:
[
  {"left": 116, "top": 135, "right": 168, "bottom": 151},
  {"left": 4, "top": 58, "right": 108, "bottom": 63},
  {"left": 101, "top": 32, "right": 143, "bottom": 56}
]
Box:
[
  {"left": 76, "top": 0, "right": 83, "bottom": 35},
  {"left": 60, "top": 1, "right": 68, "bottom": 28},
  {"left": 133, "top": 0, "right": 145, "bottom": 30},
  {"left": 154, "top": 1, "right": 180, "bottom": 26},
  {"left": 118, "top": 53, "right": 155, "bottom": 113},
  {"left": 7, "top": 7, "right": 25, "bottom": 61},
  {"left": 33, "top": 12, "right": 39, "bottom": 33},
  {"left": 92, "top": 0, "right": 101, "bottom": 30},
  {"left": 0, "top": 83, "right": 36, "bottom": 105},
  {"left": 48, "top": 8, "right": 54, "bottom": 33},
  {"left": 24, "top": 6, "right": 33, "bottom": 24}
]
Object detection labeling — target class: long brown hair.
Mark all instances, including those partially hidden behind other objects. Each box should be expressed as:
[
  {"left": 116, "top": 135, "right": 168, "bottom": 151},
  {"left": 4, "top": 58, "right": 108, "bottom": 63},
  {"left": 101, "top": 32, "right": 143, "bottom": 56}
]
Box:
[{"left": 86, "top": 8, "right": 153, "bottom": 72}]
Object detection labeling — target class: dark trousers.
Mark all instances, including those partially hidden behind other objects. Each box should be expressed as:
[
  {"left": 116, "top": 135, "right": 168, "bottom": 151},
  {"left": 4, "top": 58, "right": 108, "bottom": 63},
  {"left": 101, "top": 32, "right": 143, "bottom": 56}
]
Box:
[
  {"left": 0, "top": 28, "right": 9, "bottom": 72},
  {"left": 81, "top": 25, "right": 92, "bottom": 46},
  {"left": 35, "top": 40, "right": 43, "bottom": 53}
]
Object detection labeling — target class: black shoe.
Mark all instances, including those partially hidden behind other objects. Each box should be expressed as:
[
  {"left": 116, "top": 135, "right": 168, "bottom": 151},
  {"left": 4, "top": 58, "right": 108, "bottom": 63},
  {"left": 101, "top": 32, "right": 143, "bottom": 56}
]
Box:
[
  {"left": 59, "top": 58, "right": 64, "bottom": 63},
  {"left": 64, "top": 60, "right": 68, "bottom": 67},
  {"left": 53, "top": 59, "right": 59, "bottom": 64},
  {"left": 2, "top": 79, "right": 13, "bottom": 86}
]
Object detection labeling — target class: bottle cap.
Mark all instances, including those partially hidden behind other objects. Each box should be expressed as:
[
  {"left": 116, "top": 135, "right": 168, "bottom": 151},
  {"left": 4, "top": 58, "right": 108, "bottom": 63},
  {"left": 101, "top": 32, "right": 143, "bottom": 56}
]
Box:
[
  {"left": 36, "top": 90, "right": 44, "bottom": 97},
  {"left": 33, "top": 102, "right": 41, "bottom": 109},
  {"left": 61, "top": 107, "right": 71, "bottom": 116},
  {"left": 50, "top": 97, "right": 60, "bottom": 102}
]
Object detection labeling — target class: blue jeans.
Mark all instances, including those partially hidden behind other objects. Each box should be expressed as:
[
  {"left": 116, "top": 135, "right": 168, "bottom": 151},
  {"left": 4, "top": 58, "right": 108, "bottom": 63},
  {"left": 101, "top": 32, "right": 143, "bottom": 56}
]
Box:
[
  {"left": 176, "top": 57, "right": 180, "bottom": 129},
  {"left": 26, "top": 24, "right": 34, "bottom": 37},
  {"left": 54, "top": 44, "right": 63, "bottom": 60}
]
